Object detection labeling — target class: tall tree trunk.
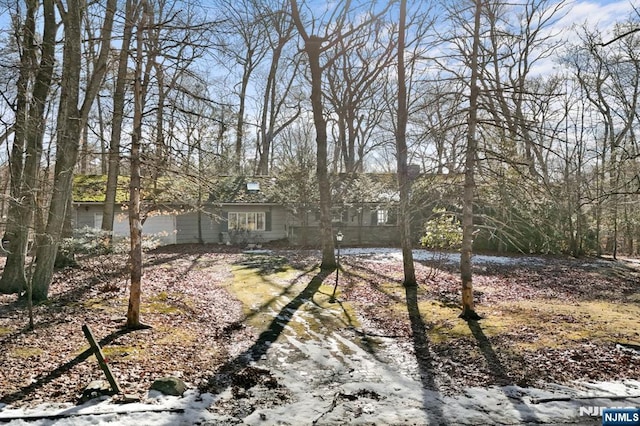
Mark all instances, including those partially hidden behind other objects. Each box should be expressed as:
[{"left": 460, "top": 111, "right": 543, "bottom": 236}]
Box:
[
  {"left": 126, "top": 0, "right": 149, "bottom": 329},
  {"left": 396, "top": 0, "right": 416, "bottom": 287},
  {"left": 79, "top": 120, "right": 88, "bottom": 174},
  {"left": 235, "top": 53, "right": 251, "bottom": 173},
  {"left": 459, "top": 0, "right": 481, "bottom": 321},
  {"left": 290, "top": 0, "right": 335, "bottom": 269},
  {"left": 290, "top": 0, "right": 390, "bottom": 269},
  {"left": 306, "top": 36, "right": 335, "bottom": 269},
  {"left": 32, "top": 0, "right": 117, "bottom": 300},
  {"left": 257, "top": 42, "right": 281, "bottom": 176},
  {"left": 31, "top": 0, "right": 82, "bottom": 300},
  {"left": 256, "top": 41, "right": 299, "bottom": 177},
  {"left": 127, "top": 81, "right": 144, "bottom": 328},
  {"left": 197, "top": 136, "right": 204, "bottom": 244},
  {"left": 0, "top": 0, "right": 37, "bottom": 295},
  {"left": 103, "top": 0, "right": 139, "bottom": 244},
  {"left": 97, "top": 96, "right": 108, "bottom": 174},
  {"left": 0, "top": 0, "right": 56, "bottom": 296}
]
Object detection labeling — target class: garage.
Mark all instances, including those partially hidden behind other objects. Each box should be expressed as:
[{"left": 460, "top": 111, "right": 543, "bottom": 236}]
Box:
[{"left": 95, "top": 211, "right": 177, "bottom": 245}]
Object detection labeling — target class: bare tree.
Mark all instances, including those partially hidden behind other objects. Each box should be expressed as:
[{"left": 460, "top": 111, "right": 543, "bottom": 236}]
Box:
[
  {"left": 126, "top": 0, "right": 151, "bottom": 329},
  {"left": 567, "top": 20, "right": 640, "bottom": 258},
  {"left": 31, "top": 0, "right": 117, "bottom": 300},
  {"left": 396, "top": 0, "right": 416, "bottom": 286},
  {"left": 214, "top": 0, "right": 268, "bottom": 173},
  {"left": 0, "top": 0, "right": 56, "bottom": 296},
  {"left": 479, "top": 0, "right": 567, "bottom": 182},
  {"left": 325, "top": 18, "right": 395, "bottom": 173},
  {"left": 255, "top": 0, "right": 301, "bottom": 175},
  {"left": 449, "top": 0, "right": 483, "bottom": 320},
  {"left": 411, "top": 78, "right": 467, "bottom": 174},
  {"left": 290, "top": 0, "right": 392, "bottom": 269},
  {"left": 102, "top": 0, "right": 140, "bottom": 245},
  {"left": 123, "top": 0, "right": 215, "bottom": 326},
  {"left": 289, "top": 0, "right": 339, "bottom": 269}
]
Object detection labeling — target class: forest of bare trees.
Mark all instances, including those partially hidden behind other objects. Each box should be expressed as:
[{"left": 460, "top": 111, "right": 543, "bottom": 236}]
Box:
[{"left": 0, "top": 0, "right": 639, "bottom": 310}]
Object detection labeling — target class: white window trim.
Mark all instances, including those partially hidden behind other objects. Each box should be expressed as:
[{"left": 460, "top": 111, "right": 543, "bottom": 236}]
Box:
[
  {"left": 228, "top": 212, "right": 266, "bottom": 231},
  {"left": 377, "top": 209, "right": 389, "bottom": 225}
]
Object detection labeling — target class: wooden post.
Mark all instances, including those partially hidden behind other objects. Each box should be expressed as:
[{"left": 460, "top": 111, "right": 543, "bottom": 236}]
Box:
[{"left": 82, "top": 324, "right": 122, "bottom": 394}]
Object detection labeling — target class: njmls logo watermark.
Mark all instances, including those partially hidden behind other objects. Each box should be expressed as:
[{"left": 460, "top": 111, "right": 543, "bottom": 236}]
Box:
[
  {"left": 579, "top": 406, "right": 634, "bottom": 417},
  {"left": 579, "top": 406, "right": 640, "bottom": 425}
]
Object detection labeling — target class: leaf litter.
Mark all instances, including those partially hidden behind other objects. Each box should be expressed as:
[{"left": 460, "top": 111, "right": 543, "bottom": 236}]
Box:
[{"left": 0, "top": 245, "right": 639, "bottom": 424}]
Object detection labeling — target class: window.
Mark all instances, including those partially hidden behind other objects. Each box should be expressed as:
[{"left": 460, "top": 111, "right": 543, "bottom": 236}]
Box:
[
  {"left": 228, "top": 212, "right": 266, "bottom": 231},
  {"left": 331, "top": 207, "right": 348, "bottom": 223},
  {"left": 377, "top": 209, "right": 388, "bottom": 225}
]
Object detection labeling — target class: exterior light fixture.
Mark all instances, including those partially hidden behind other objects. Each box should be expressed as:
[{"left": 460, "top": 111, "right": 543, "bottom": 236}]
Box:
[{"left": 330, "top": 231, "right": 344, "bottom": 303}]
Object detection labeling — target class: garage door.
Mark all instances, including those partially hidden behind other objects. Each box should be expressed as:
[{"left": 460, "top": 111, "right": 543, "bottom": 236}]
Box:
[
  {"left": 139, "top": 215, "right": 177, "bottom": 245},
  {"left": 98, "top": 213, "right": 177, "bottom": 245}
]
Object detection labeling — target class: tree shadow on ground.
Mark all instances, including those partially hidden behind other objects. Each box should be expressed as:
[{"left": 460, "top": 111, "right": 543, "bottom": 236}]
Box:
[
  {"left": 405, "top": 284, "right": 447, "bottom": 425},
  {"left": 466, "top": 319, "right": 540, "bottom": 423},
  {"left": 341, "top": 260, "right": 407, "bottom": 305},
  {"left": 202, "top": 269, "right": 331, "bottom": 393},
  {"left": 232, "top": 253, "right": 290, "bottom": 276},
  {"left": 223, "top": 265, "right": 318, "bottom": 330},
  {"left": 0, "top": 327, "right": 136, "bottom": 405}
]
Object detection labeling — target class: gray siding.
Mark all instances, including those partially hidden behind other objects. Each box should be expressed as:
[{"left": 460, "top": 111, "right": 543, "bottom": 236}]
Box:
[
  {"left": 287, "top": 206, "right": 401, "bottom": 246},
  {"left": 289, "top": 206, "right": 385, "bottom": 227},
  {"left": 176, "top": 210, "right": 222, "bottom": 244},
  {"left": 176, "top": 205, "right": 288, "bottom": 244},
  {"left": 221, "top": 205, "right": 287, "bottom": 243},
  {"left": 288, "top": 225, "right": 401, "bottom": 246},
  {"left": 75, "top": 203, "right": 288, "bottom": 246},
  {"left": 75, "top": 205, "right": 102, "bottom": 229}
]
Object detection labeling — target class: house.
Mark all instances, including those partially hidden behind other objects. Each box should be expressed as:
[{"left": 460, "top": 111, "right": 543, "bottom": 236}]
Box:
[
  {"left": 72, "top": 175, "right": 179, "bottom": 245},
  {"left": 72, "top": 175, "right": 289, "bottom": 246},
  {"left": 284, "top": 172, "right": 464, "bottom": 246},
  {"left": 284, "top": 173, "right": 403, "bottom": 246},
  {"left": 73, "top": 172, "right": 462, "bottom": 247},
  {"left": 176, "top": 176, "right": 288, "bottom": 245}
]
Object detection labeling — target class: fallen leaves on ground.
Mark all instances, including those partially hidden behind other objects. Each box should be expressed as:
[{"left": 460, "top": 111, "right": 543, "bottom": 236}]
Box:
[{"left": 0, "top": 246, "right": 639, "bottom": 408}]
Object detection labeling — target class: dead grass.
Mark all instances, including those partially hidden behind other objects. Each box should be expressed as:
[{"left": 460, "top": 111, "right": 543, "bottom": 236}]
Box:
[
  {"left": 0, "top": 246, "right": 638, "bottom": 406},
  {"left": 341, "top": 253, "right": 640, "bottom": 390}
]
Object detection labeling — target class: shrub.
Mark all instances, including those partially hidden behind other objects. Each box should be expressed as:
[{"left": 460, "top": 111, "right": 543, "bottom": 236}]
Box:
[{"left": 420, "top": 208, "right": 463, "bottom": 251}]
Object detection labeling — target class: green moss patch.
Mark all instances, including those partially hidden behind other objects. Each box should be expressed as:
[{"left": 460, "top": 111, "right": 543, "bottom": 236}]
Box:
[
  {"left": 142, "top": 292, "right": 192, "bottom": 315},
  {"left": 82, "top": 297, "right": 124, "bottom": 314},
  {"left": 416, "top": 299, "right": 640, "bottom": 350},
  {"left": 102, "top": 345, "right": 140, "bottom": 361},
  {"left": 228, "top": 263, "right": 361, "bottom": 349},
  {"left": 154, "top": 325, "right": 197, "bottom": 346},
  {"left": 73, "top": 175, "right": 129, "bottom": 203}
]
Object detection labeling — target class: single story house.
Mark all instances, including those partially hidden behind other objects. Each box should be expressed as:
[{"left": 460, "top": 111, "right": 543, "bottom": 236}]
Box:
[
  {"left": 73, "top": 173, "right": 462, "bottom": 247},
  {"left": 72, "top": 175, "right": 289, "bottom": 246}
]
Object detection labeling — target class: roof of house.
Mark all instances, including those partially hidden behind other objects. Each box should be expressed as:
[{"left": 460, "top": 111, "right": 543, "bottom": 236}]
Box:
[
  {"left": 207, "top": 176, "right": 279, "bottom": 204},
  {"left": 73, "top": 173, "right": 462, "bottom": 206},
  {"left": 333, "top": 173, "right": 399, "bottom": 204},
  {"left": 73, "top": 175, "right": 129, "bottom": 203},
  {"left": 72, "top": 174, "right": 200, "bottom": 204}
]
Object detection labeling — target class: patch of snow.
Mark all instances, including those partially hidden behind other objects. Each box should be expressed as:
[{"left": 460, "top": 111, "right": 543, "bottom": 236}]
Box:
[
  {"left": 338, "top": 247, "right": 545, "bottom": 266},
  {"left": 2, "top": 379, "right": 638, "bottom": 425},
  {"left": 2, "top": 247, "right": 636, "bottom": 425},
  {"left": 242, "top": 249, "right": 273, "bottom": 255},
  {"left": 3, "top": 319, "right": 639, "bottom": 426}
]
